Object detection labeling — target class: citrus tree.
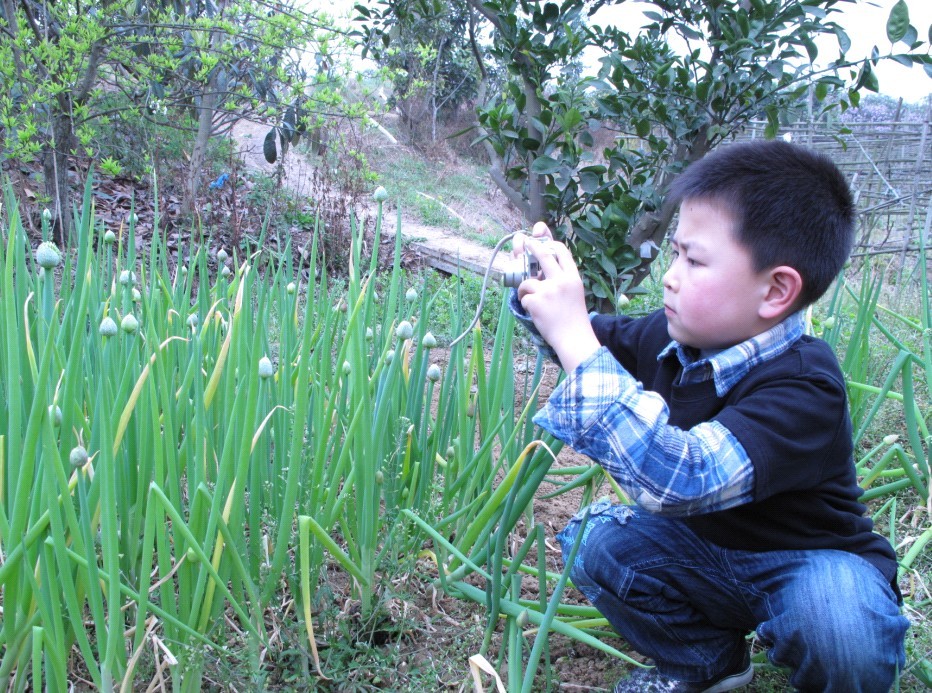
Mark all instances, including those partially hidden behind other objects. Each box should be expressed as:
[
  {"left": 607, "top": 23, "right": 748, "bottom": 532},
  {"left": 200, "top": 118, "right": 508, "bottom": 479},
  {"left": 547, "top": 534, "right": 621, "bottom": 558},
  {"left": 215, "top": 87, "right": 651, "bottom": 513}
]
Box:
[{"left": 358, "top": 0, "right": 932, "bottom": 304}]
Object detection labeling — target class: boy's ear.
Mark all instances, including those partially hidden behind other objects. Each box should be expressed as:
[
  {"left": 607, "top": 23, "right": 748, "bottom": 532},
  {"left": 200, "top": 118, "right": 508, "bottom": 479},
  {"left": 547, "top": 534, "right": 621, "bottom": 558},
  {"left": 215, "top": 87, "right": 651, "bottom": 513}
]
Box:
[{"left": 760, "top": 265, "right": 803, "bottom": 320}]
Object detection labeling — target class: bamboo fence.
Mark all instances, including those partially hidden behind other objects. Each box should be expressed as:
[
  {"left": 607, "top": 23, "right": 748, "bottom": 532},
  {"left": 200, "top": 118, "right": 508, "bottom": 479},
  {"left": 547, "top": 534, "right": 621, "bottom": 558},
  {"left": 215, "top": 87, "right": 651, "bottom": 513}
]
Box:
[{"left": 744, "top": 109, "right": 932, "bottom": 264}]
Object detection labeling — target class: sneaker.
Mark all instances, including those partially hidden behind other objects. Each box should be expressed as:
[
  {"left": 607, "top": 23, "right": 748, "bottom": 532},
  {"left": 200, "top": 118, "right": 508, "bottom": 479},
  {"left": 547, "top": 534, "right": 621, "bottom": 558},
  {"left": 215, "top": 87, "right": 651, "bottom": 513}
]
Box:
[{"left": 613, "top": 649, "right": 753, "bottom": 693}]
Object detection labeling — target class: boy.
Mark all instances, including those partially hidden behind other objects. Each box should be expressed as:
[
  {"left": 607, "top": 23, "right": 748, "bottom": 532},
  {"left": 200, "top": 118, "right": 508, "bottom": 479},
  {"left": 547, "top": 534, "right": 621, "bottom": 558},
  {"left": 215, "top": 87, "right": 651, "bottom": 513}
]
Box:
[{"left": 511, "top": 140, "right": 908, "bottom": 692}]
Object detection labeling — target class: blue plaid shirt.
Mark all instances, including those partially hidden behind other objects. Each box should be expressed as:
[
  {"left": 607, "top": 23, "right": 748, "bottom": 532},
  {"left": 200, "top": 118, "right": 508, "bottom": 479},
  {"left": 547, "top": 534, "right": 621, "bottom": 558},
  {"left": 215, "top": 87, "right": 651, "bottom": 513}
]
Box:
[{"left": 511, "top": 292, "right": 806, "bottom": 516}]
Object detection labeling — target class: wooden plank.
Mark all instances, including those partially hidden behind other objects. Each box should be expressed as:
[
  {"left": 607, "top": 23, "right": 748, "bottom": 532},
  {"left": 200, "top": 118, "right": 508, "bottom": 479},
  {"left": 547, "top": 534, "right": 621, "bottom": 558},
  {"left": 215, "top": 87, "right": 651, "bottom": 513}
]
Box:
[{"left": 404, "top": 239, "right": 510, "bottom": 282}]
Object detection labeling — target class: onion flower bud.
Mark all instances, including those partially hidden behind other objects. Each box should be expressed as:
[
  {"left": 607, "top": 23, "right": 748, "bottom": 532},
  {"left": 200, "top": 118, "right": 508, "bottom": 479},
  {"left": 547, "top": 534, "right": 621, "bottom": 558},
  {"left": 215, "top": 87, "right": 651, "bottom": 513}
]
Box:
[
  {"left": 70, "top": 445, "right": 89, "bottom": 468},
  {"left": 258, "top": 356, "right": 275, "bottom": 379},
  {"left": 121, "top": 314, "right": 139, "bottom": 334},
  {"left": 395, "top": 321, "right": 414, "bottom": 340},
  {"left": 99, "top": 316, "right": 118, "bottom": 337},
  {"left": 36, "top": 242, "right": 61, "bottom": 269}
]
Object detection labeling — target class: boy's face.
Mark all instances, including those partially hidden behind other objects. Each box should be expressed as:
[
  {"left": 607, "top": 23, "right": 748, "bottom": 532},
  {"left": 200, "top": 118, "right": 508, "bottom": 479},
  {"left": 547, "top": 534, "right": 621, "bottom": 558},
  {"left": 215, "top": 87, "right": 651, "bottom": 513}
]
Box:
[{"left": 662, "top": 198, "right": 774, "bottom": 351}]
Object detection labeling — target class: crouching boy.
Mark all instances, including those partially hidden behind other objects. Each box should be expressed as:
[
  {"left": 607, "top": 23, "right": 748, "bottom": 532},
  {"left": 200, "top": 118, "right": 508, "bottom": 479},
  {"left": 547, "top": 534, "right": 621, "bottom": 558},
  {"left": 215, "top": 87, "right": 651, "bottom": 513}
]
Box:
[{"left": 512, "top": 140, "right": 909, "bottom": 692}]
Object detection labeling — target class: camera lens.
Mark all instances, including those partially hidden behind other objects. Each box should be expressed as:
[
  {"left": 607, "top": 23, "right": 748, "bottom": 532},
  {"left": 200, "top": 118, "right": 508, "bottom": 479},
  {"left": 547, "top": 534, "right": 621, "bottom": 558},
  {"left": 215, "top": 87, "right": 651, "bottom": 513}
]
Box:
[{"left": 502, "top": 270, "right": 525, "bottom": 288}]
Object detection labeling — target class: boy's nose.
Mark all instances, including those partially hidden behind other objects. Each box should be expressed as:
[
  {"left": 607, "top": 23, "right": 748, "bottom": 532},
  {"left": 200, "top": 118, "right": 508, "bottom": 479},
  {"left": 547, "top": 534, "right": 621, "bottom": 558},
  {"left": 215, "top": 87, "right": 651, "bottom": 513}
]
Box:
[{"left": 662, "top": 267, "right": 677, "bottom": 291}]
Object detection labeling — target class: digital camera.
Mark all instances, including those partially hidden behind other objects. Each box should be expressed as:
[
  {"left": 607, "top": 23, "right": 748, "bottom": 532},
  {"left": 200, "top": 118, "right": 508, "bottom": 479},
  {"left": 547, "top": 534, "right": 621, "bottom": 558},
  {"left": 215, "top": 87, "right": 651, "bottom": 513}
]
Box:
[{"left": 502, "top": 250, "right": 544, "bottom": 288}]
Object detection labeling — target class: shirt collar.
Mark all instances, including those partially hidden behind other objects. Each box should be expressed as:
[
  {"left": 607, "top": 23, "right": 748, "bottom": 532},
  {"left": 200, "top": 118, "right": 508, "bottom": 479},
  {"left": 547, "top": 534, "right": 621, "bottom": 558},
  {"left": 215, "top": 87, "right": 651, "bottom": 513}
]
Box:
[{"left": 657, "top": 311, "right": 806, "bottom": 397}]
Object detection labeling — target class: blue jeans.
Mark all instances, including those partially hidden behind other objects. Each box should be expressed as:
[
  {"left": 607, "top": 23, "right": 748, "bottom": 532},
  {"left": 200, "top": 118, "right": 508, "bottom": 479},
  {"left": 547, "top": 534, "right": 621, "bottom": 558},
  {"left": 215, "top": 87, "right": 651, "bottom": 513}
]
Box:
[{"left": 558, "top": 501, "right": 909, "bottom": 692}]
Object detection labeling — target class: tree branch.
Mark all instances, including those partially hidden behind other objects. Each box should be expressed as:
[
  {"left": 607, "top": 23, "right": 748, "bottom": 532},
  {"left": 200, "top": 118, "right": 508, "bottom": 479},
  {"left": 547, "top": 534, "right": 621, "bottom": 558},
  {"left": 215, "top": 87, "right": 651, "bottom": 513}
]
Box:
[{"left": 488, "top": 166, "right": 531, "bottom": 219}]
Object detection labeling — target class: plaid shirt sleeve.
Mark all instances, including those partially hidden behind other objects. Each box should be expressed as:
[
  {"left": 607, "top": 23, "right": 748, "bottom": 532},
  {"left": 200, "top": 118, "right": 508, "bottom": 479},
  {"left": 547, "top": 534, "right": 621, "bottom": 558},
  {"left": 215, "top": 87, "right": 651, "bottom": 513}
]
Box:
[{"left": 533, "top": 347, "right": 755, "bottom": 516}]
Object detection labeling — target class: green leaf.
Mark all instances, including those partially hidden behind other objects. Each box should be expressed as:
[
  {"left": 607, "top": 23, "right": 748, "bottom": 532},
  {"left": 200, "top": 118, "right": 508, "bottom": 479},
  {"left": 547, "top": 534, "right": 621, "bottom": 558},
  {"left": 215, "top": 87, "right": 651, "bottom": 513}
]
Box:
[
  {"left": 835, "top": 27, "right": 851, "bottom": 54},
  {"left": 680, "top": 26, "right": 703, "bottom": 41},
  {"left": 803, "top": 38, "right": 818, "bottom": 62},
  {"left": 635, "top": 119, "right": 651, "bottom": 138},
  {"left": 815, "top": 81, "right": 828, "bottom": 101},
  {"left": 530, "top": 156, "right": 561, "bottom": 175},
  {"left": 574, "top": 222, "right": 602, "bottom": 246},
  {"left": 890, "top": 54, "right": 913, "bottom": 68},
  {"left": 579, "top": 170, "right": 601, "bottom": 194},
  {"left": 764, "top": 106, "right": 779, "bottom": 139},
  {"left": 560, "top": 108, "right": 582, "bottom": 131},
  {"left": 263, "top": 129, "right": 277, "bottom": 164},
  {"left": 529, "top": 117, "right": 550, "bottom": 135},
  {"left": 886, "top": 0, "right": 909, "bottom": 43}
]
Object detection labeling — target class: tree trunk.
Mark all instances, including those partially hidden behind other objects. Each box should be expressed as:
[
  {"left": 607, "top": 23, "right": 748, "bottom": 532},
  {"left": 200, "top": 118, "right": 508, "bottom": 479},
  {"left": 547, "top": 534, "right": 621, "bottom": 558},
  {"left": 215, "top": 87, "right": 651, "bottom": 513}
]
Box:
[
  {"left": 42, "top": 106, "right": 74, "bottom": 243},
  {"left": 183, "top": 88, "right": 219, "bottom": 216},
  {"left": 625, "top": 127, "right": 713, "bottom": 289},
  {"left": 183, "top": 9, "right": 226, "bottom": 216}
]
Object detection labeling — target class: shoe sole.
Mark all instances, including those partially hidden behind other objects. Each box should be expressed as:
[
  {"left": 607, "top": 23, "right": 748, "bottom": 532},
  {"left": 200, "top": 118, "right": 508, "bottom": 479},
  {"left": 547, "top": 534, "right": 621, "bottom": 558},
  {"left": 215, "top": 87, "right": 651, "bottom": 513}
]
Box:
[{"left": 703, "top": 664, "right": 754, "bottom": 692}]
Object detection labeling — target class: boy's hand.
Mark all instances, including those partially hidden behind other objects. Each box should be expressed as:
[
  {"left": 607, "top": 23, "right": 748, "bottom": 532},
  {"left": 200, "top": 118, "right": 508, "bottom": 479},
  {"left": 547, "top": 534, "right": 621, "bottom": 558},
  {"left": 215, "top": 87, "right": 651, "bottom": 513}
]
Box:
[
  {"left": 511, "top": 220, "right": 553, "bottom": 259},
  {"left": 518, "top": 235, "right": 601, "bottom": 373}
]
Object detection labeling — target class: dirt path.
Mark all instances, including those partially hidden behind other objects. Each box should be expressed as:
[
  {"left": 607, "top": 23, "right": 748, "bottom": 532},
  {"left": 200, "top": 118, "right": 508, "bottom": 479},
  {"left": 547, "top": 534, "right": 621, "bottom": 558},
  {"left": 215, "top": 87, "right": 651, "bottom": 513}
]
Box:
[{"left": 229, "top": 118, "right": 513, "bottom": 279}]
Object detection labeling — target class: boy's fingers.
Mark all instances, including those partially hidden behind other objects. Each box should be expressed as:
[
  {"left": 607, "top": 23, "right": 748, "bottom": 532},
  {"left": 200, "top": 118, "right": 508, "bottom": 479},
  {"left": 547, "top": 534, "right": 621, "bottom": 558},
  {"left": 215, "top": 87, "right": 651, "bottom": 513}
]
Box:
[
  {"left": 526, "top": 238, "right": 579, "bottom": 279},
  {"left": 512, "top": 231, "right": 530, "bottom": 257},
  {"left": 531, "top": 221, "right": 553, "bottom": 240}
]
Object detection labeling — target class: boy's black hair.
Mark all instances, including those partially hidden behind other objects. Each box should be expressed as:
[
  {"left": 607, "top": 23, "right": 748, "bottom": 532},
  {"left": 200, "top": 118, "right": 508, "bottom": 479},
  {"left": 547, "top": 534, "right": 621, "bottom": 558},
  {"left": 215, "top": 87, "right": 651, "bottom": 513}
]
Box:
[{"left": 667, "top": 139, "right": 855, "bottom": 308}]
